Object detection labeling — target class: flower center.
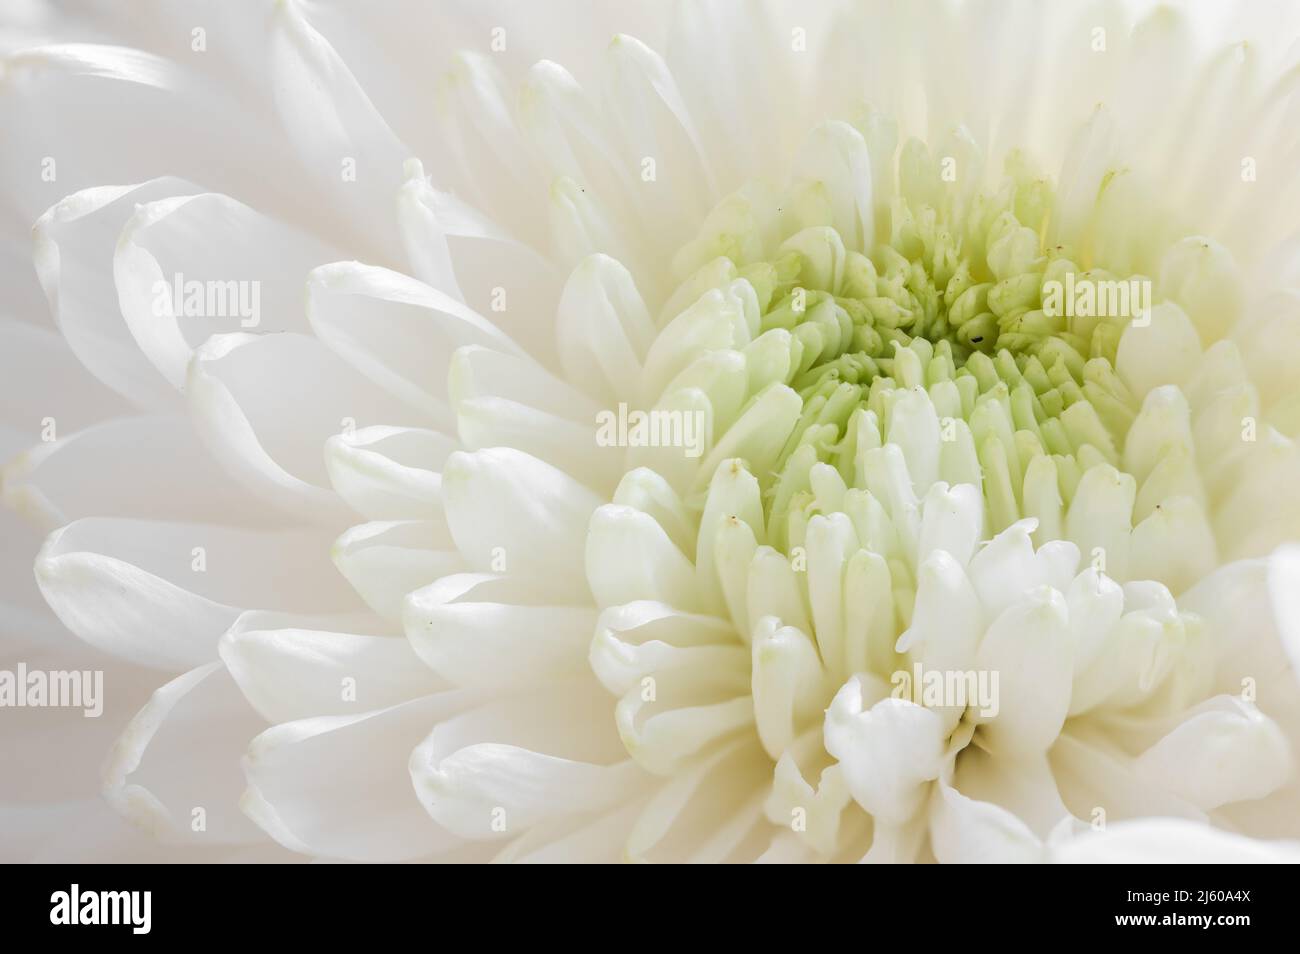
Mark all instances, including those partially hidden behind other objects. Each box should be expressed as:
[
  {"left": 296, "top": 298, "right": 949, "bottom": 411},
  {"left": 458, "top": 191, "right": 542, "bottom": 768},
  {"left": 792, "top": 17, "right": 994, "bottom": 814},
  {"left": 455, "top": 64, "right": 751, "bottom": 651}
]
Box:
[
  {"left": 711, "top": 154, "right": 1149, "bottom": 557},
  {"left": 587, "top": 124, "right": 1244, "bottom": 862}
]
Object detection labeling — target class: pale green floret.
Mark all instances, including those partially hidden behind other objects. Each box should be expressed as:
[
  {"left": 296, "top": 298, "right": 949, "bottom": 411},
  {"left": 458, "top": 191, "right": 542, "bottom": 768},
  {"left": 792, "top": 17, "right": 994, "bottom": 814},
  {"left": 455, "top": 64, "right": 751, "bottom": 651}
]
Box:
[{"left": 671, "top": 147, "right": 1158, "bottom": 554}]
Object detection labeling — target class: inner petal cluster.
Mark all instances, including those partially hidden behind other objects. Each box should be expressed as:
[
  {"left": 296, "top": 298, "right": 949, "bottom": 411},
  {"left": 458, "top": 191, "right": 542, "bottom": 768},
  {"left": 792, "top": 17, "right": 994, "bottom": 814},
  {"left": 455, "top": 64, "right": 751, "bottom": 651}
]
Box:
[{"left": 582, "top": 127, "right": 1290, "bottom": 862}]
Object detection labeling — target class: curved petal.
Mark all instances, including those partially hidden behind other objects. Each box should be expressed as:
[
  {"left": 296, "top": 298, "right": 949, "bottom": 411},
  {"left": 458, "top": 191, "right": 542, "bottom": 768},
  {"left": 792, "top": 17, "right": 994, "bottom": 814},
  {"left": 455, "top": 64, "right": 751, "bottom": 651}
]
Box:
[
  {"left": 1134, "top": 696, "right": 1293, "bottom": 811},
  {"left": 928, "top": 779, "right": 1043, "bottom": 864},
  {"left": 115, "top": 192, "right": 339, "bottom": 389},
  {"left": 1049, "top": 817, "right": 1300, "bottom": 863},
  {"left": 242, "top": 692, "right": 483, "bottom": 861},
  {"left": 0, "top": 44, "right": 304, "bottom": 224},
  {"left": 219, "top": 609, "right": 446, "bottom": 723},
  {"left": 323, "top": 424, "right": 453, "bottom": 521},
  {"left": 404, "top": 574, "right": 595, "bottom": 688},
  {"left": 3, "top": 414, "right": 289, "bottom": 531},
  {"left": 409, "top": 681, "right": 641, "bottom": 839},
  {"left": 823, "top": 678, "right": 945, "bottom": 826},
  {"left": 36, "top": 517, "right": 354, "bottom": 669},
  {"left": 186, "top": 332, "right": 421, "bottom": 523},
  {"left": 32, "top": 178, "right": 194, "bottom": 407},
  {"left": 396, "top": 159, "right": 563, "bottom": 365},
  {"left": 332, "top": 519, "right": 462, "bottom": 623},
  {"left": 586, "top": 503, "right": 709, "bottom": 612},
  {"left": 306, "top": 261, "right": 521, "bottom": 424},
  {"left": 624, "top": 736, "right": 772, "bottom": 863},
  {"left": 103, "top": 662, "right": 267, "bottom": 845},
  {"left": 442, "top": 447, "right": 601, "bottom": 599},
  {"left": 266, "top": 2, "right": 408, "bottom": 261}
]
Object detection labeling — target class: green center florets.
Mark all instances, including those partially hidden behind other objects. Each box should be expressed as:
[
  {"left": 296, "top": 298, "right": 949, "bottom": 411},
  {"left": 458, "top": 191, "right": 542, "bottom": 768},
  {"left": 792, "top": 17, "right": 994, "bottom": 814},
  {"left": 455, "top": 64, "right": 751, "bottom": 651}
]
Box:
[{"left": 705, "top": 150, "right": 1152, "bottom": 555}]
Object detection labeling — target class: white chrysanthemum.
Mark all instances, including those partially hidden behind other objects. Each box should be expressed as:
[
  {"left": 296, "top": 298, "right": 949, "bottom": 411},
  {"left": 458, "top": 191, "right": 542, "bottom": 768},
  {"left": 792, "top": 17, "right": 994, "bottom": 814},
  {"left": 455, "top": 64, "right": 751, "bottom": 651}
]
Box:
[{"left": 2, "top": 0, "right": 1300, "bottom": 863}]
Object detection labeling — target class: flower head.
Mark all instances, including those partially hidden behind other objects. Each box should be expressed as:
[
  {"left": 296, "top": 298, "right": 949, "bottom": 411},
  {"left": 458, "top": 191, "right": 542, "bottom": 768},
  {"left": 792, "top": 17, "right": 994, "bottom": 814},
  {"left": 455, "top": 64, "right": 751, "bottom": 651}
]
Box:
[{"left": 3, "top": 0, "right": 1300, "bottom": 863}]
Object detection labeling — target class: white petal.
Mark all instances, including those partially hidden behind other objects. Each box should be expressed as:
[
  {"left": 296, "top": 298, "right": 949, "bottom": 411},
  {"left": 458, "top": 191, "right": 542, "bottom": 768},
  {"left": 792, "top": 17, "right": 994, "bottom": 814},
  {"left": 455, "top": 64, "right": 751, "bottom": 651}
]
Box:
[
  {"left": 1135, "top": 696, "right": 1293, "bottom": 810},
  {"left": 555, "top": 253, "right": 655, "bottom": 405},
  {"left": 1127, "top": 495, "right": 1218, "bottom": 594},
  {"left": 1065, "top": 464, "right": 1134, "bottom": 581},
  {"left": 695, "top": 458, "right": 766, "bottom": 607},
  {"left": 589, "top": 600, "right": 743, "bottom": 697},
  {"left": 602, "top": 33, "right": 715, "bottom": 244},
  {"left": 104, "top": 662, "right": 265, "bottom": 845},
  {"left": 586, "top": 504, "right": 707, "bottom": 612},
  {"left": 1158, "top": 236, "right": 1243, "bottom": 344},
  {"left": 751, "top": 617, "right": 825, "bottom": 758},
  {"left": 186, "top": 332, "right": 418, "bottom": 523},
  {"left": 1268, "top": 544, "right": 1300, "bottom": 679},
  {"left": 443, "top": 448, "right": 600, "bottom": 600},
  {"left": 804, "top": 512, "right": 858, "bottom": 672},
  {"left": 1115, "top": 301, "right": 1202, "bottom": 400},
  {"left": 448, "top": 343, "right": 599, "bottom": 422},
  {"left": 1049, "top": 731, "right": 1204, "bottom": 823},
  {"left": 793, "top": 120, "right": 875, "bottom": 252},
  {"left": 520, "top": 56, "right": 625, "bottom": 186},
  {"left": 975, "top": 588, "right": 1073, "bottom": 757},
  {"left": 2, "top": 45, "right": 304, "bottom": 226},
  {"left": 36, "top": 518, "right": 352, "bottom": 670},
  {"left": 218, "top": 610, "right": 444, "bottom": 723},
  {"left": 928, "top": 780, "right": 1043, "bottom": 864},
  {"left": 1049, "top": 818, "right": 1300, "bottom": 863},
  {"left": 32, "top": 179, "right": 193, "bottom": 407},
  {"left": 115, "top": 192, "right": 337, "bottom": 389},
  {"left": 665, "top": 0, "right": 797, "bottom": 189},
  {"left": 746, "top": 545, "right": 812, "bottom": 638},
  {"left": 615, "top": 681, "right": 753, "bottom": 777},
  {"left": 332, "top": 520, "right": 461, "bottom": 623},
  {"left": 409, "top": 683, "right": 640, "bottom": 839},
  {"left": 324, "top": 425, "right": 452, "bottom": 521},
  {"left": 823, "top": 679, "right": 944, "bottom": 826},
  {"left": 4, "top": 414, "right": 284, "bottom": 531},
  {"left": 624, "top": 737, "right": 772, "bottom": 863},
  {"left": 243, "top": 693, "right": 480, "bottom": 861},
  {"left": 690, "top": 383, "right": 803, "bottom": 496},
  {"left": 267, "top": 2, "right": 408, "bottom": 259},
  {"left": 306, "top": 262, "right": 520, "bottom": 424},
  {"left": 1066, "top": 567, "right": 1125, "bottom": 674},
  {"left": 643, "top": 287, "right": 747, "bottom": 400},
  {"left": 392, "top": 157, "right": 561, "bottom": 366},
  {"left": 895, "top": 550, "right": 982, "bottom": 674},
  {"left": 432, "top": 52, "right": 548, "bottom": 248},
  {"left": 404, "top": 575, "right": 595, "bottom": 688},
  {"left": 953, "top": 746, "right": 1071, "bottom": 840},
  {"left": 490, "top": 800, "right": 645, "bottom": 864},
  {"left": 449, "top": 346, "right": 621, "bottom": 490},
  {"left": 548, "top": 175, "right": 642, "bottom": 273},
  {"left": 967, "top": 518, "right": 1042, "bottom": 619},
  {"left": 917, "top": 481, "right": 983, "bottom": 568}
]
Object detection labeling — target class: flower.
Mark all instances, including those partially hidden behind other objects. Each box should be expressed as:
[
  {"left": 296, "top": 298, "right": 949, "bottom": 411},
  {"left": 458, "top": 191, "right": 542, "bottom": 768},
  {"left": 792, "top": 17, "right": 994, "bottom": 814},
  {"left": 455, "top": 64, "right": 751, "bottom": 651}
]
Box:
[{"left": 2, "top": 0, "right": 1300, "bottom": 863}]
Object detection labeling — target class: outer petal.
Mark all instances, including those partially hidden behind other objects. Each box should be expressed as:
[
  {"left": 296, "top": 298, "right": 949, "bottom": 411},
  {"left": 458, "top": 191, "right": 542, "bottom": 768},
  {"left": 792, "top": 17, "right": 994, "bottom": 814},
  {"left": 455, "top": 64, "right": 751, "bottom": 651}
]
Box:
[
  {"left": 103, "top": 663, "right": 267, "bottom": 845},
  {"left": 404, "top": 574, "right": 596, "bottom": 688},
  {"left": 442, "top": 447, "right": 601, "bottom": 600},
  {"left": 409, "top": 682, "right": 642, "bottom": 840},
  {"left": 242, "top": 692, "right": 484, "bottom": 862},
  {"left": 1049, "top": 818, "right": 1300, "bottom": 863},
  {"left": 219, "top": 609, "right": 446, "bottom": 723},
  {"left": 36, "top": 518, "right": 353, "bottom": 670}
]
